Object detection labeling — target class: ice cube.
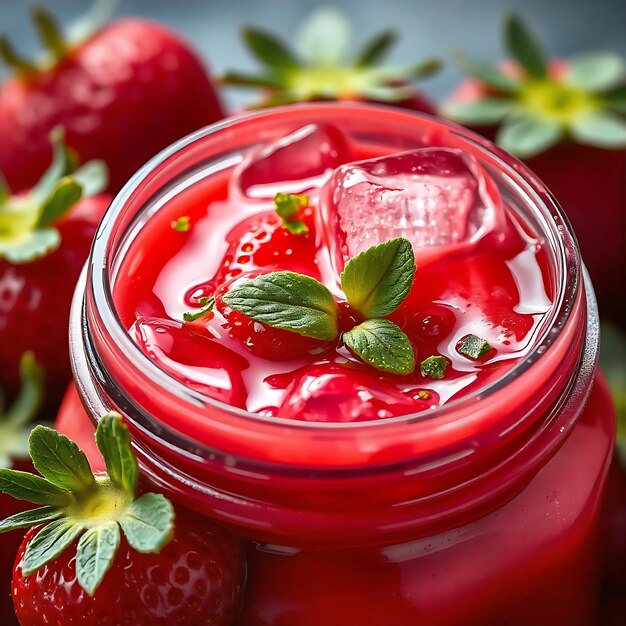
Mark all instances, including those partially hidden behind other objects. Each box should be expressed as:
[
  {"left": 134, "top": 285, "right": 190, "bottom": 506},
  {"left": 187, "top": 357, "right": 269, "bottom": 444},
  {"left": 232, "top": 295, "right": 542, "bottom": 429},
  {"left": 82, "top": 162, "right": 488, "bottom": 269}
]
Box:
[
  {"left": 319, "top": 148, "right": 505, "bottom": 272},
  {"left": 234, "top": 123, "right": 354, "bottom": 200}
]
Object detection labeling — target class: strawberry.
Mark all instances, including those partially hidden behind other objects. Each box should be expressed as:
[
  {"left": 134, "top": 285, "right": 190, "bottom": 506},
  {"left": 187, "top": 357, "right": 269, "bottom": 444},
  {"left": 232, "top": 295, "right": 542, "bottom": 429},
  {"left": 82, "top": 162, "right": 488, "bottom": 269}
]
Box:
[
  {"left": 442, "top": 14, "right": 626, "bottom": 321},
  {"left": 222, "top": 7, "right": 438, "bottom": 113},
  {"left": 0, "top": 413, "right": 246, "bottom": 626},
  {"left": 0, "top": 130, "right": 112, "bottom": 412},
  {"left": 0, "top": 2, "right": 224, "bottom": 193},
  {"left": 0, "top": 354, "right": 44, "bottom": 626}
]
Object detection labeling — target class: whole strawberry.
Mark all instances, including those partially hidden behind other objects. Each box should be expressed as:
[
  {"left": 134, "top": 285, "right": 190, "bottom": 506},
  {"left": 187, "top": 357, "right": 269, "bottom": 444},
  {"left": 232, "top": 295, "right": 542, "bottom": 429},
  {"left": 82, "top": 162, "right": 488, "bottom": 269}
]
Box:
[
  {"left": 0, "top": 130, "right": 112, "bottom": 412},
  {"left": 442, "top": 14, "right": 626, "bottom": 321},
  {"left": 0, "top": 2, "right": 224, "bottom": 193},
  {"left": 0, "top": 413, "right": 246, "bottom": 626},
  {"left": 222, "top": 7, "right": 439, "bottom": 113},
  {"left": 0, "top": 354, "right": 43, "bottom": 626}
]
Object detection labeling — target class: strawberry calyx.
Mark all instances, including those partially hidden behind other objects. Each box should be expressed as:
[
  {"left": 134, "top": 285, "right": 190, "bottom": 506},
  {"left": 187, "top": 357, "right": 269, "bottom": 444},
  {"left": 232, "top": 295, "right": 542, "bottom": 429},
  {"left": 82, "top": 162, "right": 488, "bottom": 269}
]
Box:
[
  {"left": 0, "top": 412, "right": 175, "bottom": 596},
  {"left": 0, "top": 127, "right": 108, "bottom": 263},
  {"left": 0, "top": 353, "right": 44, "bottom": 469},
  {"left": 444, "top": 13, "right": 626, "bottom": 157},
  {"left": 222, "top": 7, "right": 440, "bottom": 108},
  {"left": 0, "top": 0, "right": 117, "bottom": 77}
]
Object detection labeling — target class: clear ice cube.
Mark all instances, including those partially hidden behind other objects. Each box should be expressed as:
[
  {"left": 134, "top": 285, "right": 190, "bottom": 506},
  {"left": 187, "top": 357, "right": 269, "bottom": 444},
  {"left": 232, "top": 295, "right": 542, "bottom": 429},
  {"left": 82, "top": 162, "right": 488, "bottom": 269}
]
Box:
[
  {"left": 234, "top": 123, "right": 354, "bottom": 200},
  {"left": 320, "top": 147, "right": 505, "bottom": 271}
]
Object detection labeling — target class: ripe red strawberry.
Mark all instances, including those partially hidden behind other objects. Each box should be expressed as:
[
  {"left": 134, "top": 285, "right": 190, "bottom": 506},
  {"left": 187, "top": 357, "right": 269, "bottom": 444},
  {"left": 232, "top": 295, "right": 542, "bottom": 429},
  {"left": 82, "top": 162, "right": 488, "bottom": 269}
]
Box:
[
  {"left": 0, "top": 413, "right": 246, "bottom": 626},
  {"left": 0, "top": 3, "right": 224, "bottom": 193},
  {"left": 0, "top": 354, "right": 43, "bottom": 626},
  {"left": 0, "top": 131, "right": 112, "bottom": 412},
  {"left": 442, "top": 14, "right": 626, "bottom": 321},
  {"left": 222, "top": 7, "right": 438, "bottom": 113}
]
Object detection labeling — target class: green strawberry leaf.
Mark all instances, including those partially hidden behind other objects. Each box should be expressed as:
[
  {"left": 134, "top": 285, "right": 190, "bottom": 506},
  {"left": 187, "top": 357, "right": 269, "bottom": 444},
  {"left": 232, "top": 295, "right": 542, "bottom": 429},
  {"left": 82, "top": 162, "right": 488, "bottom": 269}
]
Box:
[
  {"left": 343, "top": 319, "right": 415, "bottom": 375},
  {"left": 29, "top": 425, "right": 95, "bottom": 493},
  {"left": 37, "top": 178, "right": 83, "bottom": 228},
  {"left": 0, "top": 227, "right": 61, "bottom": 264},
  {"left": 70, "top": 160, "right": 108, "bottom": 198},
  {"left": 183, "top": 296, "right": 215, "bottom": 322},
  {"left": 604, "top": 84, "right": 626, "bottom": 114},
  {"left": 570, "top": 111, "right": 626, "bottom": 149},
  {"left": 458, "top": 334, "right": 493, "bottom": 360},
  {"left": 443, "top": 98, "right": 516, "bottom": 125},
  {"left": 274, "top": 192, "right": 308, "bottom": 234},
  {"left": 297, "top": 7, "right": 350, "bottom": 66},
  {"left": 565, "top": 53, "right": 625, "bottom": 93},
  {"left": 30, "top": 5, "right": 68, "bottom": 61},
  {"left": 21, "top": 519, "right": 85, "bottom": 576},
  {"left": 341, "top": 237, "right": 415, "bottom": 318},
  {"left": 355, "top": 30, "right": 397, "bottom": 67},
  {"left": 3, "top": 352, "right": 44, "bottom": 428},
  {"left": 503, "top": 13, "right": 548, "bottom": 79},
  {"left": 32, "top": 127, "right": 77, "bottom": 204},
  {"left": 119, "top": 493, "right": 175, "bottom": 553},
  {"left": 0, "top": 176, "right": 9, "bottom": 204},
  {"left": 224, "top": 271, "right": 339, "bottom": 341},
  {"left": 220, "top": 71, "right": 284, "bottom": 89},
  {"left": 76, "top": 521, "right": 121, "bottom": 596},
  {"left": 95, "top": 413, "right": 138, "bottom": 496},
  {"left": 242, "top": 27, "right": 300, "bottom": 69},
  {"left": 497, "top": 114, "right": 563, "bottom": 158},
  {"left": 0, "top": 469, "right": 70, "bottom": 506},
  {"left": 0, "top": 506, "right": 62, "bottom": 533},
  {"left": 0, "top": 34, "right": 38, "bottom": 75},
  {"left": 454, "top": 52, "right": 521, "bottom": 93},
  {"left": 420, "top": 355, "right": 448, "bottom": 380}
]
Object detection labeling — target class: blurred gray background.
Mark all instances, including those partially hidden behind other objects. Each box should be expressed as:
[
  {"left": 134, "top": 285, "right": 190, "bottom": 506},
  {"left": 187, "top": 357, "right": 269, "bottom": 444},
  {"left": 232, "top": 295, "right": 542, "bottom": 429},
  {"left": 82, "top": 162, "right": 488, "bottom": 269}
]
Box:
[{"left": 1, "top": 0, "right": 625, "bottom": 110}]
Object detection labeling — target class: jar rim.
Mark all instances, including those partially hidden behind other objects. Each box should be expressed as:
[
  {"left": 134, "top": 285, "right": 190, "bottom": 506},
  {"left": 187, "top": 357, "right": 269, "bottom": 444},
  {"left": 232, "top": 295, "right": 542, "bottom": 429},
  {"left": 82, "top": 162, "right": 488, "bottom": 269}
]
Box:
[{"left": 86, "top": 102, "right": 581, "bottom": 437}]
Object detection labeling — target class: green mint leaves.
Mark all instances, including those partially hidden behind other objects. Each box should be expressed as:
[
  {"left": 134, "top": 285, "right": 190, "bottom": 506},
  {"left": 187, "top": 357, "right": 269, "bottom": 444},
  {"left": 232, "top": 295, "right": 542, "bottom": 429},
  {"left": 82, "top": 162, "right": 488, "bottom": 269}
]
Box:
[
  {"left": 344, "top": 319, "right": 415, "bottom": 375},
  {"left": 0, "top": 413, "right": 175, "bottom": 596},
  {"left": 340, "top": 238, "right": 415, "bottom": 318},
  {"left": 445, "top": 13, "right": 626, "bottom": 157},
  {"left": 420, "top": 355, "right": 448, "bottom": 380},
  {"left": 224, "top": 237, "right": 417, "bottom": 374},
  {"left": 183, "top": 296, "right": 215, "bottom": 323},
  {"left": 458, "top": 334, "right": 493, "bottom": 360},
  {"left": 224, "top": 271, "right": 339, "bottom": 341},
  {"left": 274, "top": 193, "right": 309, "bottom": 234}
]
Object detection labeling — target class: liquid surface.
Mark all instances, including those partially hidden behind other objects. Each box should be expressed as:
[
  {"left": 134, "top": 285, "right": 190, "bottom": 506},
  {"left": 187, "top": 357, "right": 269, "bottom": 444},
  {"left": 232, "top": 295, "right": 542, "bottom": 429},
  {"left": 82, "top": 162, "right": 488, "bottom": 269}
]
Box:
[{"left": 115, "top": 124, "right": 554, "bottom": 422}]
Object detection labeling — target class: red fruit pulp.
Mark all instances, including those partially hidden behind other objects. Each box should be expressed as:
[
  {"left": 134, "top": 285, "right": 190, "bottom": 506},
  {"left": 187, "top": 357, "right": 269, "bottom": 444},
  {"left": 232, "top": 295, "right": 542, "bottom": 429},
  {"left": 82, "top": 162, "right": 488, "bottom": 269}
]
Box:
[{"left": 114, "top": 126, "right": 554, "bottom": 423}]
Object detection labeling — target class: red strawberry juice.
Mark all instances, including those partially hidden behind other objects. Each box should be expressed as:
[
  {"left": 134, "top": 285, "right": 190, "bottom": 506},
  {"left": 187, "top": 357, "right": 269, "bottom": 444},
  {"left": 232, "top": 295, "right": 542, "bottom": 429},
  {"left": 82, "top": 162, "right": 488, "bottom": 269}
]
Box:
[{"left": 68, "top": 105, "right": 615, "bottom": 625}]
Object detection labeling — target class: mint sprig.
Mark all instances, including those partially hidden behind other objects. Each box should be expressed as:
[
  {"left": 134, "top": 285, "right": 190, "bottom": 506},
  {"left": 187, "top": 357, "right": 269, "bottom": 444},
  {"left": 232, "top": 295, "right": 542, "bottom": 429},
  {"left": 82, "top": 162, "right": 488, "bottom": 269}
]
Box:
[
  {"left": 445, "top": 13, "right": 626, "bottom": 156},
  {"left": 223, "top": 237, "right": 417, "bottom": 375},
  {"left": 0, "top": 413, "right": 175, "bottom": 596},
  {"left": 458, "top": 334, "right": 493, "bottom": 360},
  {"left": 183, "top": 296, "right": 215, "bottom": 323}
]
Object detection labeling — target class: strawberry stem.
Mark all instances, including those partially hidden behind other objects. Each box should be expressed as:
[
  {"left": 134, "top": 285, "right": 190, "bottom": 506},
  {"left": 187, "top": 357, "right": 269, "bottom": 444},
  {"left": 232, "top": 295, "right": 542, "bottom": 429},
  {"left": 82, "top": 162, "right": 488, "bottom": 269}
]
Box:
[
  {"left": 31, "top": 5, "right": 69, "bottom": 61},
  {"left": 0, "top": 35, "right": 37, "bottom": 76}
]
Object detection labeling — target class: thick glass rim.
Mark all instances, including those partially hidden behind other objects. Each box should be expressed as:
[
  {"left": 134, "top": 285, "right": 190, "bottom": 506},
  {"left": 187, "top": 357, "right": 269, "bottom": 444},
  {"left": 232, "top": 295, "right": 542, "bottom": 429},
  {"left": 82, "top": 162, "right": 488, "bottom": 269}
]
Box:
[{"left": 87, "top": 102, "right": 582, "bottom": 433}]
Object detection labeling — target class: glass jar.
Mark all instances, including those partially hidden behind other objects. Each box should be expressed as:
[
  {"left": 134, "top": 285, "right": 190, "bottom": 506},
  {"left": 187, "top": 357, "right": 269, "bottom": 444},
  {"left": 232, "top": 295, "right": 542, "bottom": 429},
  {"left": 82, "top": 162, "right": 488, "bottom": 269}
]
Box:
[{"left": 68, "top": 104, "right": 615, "bottom": 626}]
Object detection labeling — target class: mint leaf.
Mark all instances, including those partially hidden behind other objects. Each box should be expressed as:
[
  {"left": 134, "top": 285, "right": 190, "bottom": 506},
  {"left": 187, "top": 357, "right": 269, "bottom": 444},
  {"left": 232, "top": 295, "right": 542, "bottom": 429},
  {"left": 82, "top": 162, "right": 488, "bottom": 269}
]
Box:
[
  {"left": 171, "top": 216, "right": 191, "bottom": 232},
  {"left": 443, "top": 98, "right": 515, "bottom": 125},
  {"left": 119, "top": 493, "right": 174, "bottom": 553},
  {"left": 565, "top": 53, "right": 625, "bottom": 93},
  {"left": 420, "top": 355, "right": 448, "bottom": 379},
  {"left": 0, "top": 506, "right": 61, "bottom": 533},
  {"left": 297, "top": 7, "right": 350, "bottom": 66},
  {"left": 183, "top": 296, "right": 215, "bottom": 322},
  {"left": 497, "top": 114, "right": 563, "bottom": 158},
  {"left": 454, "top": 52, "right": 520, "bottom": 93},
  {"left": 37, "top": 178, "right": 83, "bottom": 227},
  {"left": 21, "top": 519, "right": 85, "bottom": 576},
  {"left": 570, "top": 111, "right": 626, "bottom": 149},
  {"left": 0, "top": 469, "right": 70, "bottom": 506},
  {"left": 243, "top": 27, "right": 299, "bottom": 69},
  {"left": 355, "top": 30, "right": 397, "bottom": 67},
  {"left": 29, "top": 425, "right": 95, "bottom": 493},
  {"left": 343, "top": 319, "right": 415, "bottom": 375},
  {"left": 274, "top": 193, "right": 308, "bottom": 234},
  {"left": 458, "top": 334, "right": 493, "bottom": 360},
  {"left": 224, "top": 272, "right": 338, "bottom": 341},
  {"left": 95, "top": 413, "right": 138, "bottom": 496},
  {"left": 76, "top": 521, "right": 121, "bottom": 596},
  {"left": 503, "top": 14, "right": 547, "bottom": 79},
  {"left": 341, "top": 237, "right": 415, "bottom": 318}
]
